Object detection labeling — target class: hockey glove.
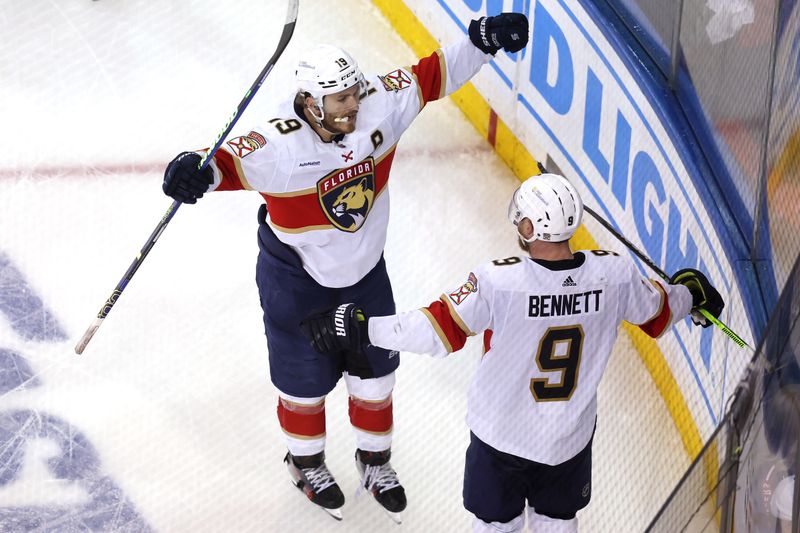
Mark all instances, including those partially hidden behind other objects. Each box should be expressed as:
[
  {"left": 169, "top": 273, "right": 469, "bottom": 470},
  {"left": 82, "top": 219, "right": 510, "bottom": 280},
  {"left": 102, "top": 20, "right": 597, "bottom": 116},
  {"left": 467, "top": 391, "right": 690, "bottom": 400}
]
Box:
[
  {"left": 162, "top": 152, "right": 214, "bottom": 204},
  {"left": 670, "top": 268, "right": 725, "bottom": 328},
  {"left": 300, "top": 303, "right": 369, "bottom": 355},
  {"left": 468, "top": 13, "right": 529, "bottom": 55}
]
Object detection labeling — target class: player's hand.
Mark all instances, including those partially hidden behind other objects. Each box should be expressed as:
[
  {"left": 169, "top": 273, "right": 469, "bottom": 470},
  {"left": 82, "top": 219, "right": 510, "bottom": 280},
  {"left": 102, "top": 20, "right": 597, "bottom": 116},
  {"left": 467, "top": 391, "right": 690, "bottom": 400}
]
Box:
[
  {"left": 469, "top": 13, "right": 529, "bottom": 55},
  {"left": 162, "top": 152, "right": 214, "bottom": 204},
  {"left": 300, "top": 303, "right": 369, "bottom": 354},
  {"left": 670, "top": 268, "right": 724, "bottom": 328}
]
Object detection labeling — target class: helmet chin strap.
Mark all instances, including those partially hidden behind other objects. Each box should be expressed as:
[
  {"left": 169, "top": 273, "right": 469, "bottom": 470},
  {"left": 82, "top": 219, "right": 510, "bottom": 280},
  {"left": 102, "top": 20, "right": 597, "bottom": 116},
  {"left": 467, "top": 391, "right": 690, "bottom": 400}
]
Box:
[
  {"left": 306, "top": 102, "right": 343, "bottom": 138},
  {"left": 515, "top": 218, "right": 538, "bottom": 244},
  {"left": 517, "top": 229, "right": 537, "bottom": 244},
  {"left": 317, "top": 120, "right": 339, "bottom": 137},
  {"left": 306, "top": 98, "right": 335, "bottom": 132},
  {"left": 519, "top": 229, "right": 571, "bottom": 244}
]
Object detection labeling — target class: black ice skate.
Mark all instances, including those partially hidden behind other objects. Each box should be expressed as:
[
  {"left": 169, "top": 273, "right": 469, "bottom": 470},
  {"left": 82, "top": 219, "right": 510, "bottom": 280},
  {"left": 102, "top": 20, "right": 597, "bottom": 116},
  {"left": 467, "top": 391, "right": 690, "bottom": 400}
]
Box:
[
  {"left": 355, "top": 449, "right": 407, "bottom": 524},
  {"left": 284, "top": 451, "right": 345, "bottom": 521}
]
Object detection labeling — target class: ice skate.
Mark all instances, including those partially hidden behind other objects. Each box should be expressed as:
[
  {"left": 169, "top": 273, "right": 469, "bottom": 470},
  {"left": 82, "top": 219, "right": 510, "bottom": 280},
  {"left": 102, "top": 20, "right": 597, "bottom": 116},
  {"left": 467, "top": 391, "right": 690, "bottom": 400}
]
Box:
[
  {"left": 355, "top": 449, "right": 407, "bottom": 524},
  {"left": 284, "top": 451, "right": 345, "bottom": 520}
]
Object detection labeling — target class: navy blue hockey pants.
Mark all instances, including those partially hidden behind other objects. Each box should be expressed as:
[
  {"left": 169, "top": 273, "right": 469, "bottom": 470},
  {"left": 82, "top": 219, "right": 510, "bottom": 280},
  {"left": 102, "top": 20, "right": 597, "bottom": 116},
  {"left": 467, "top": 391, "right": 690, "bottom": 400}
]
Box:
[{"left": 255, "top": 204, "right": 399, "bottom": 398}]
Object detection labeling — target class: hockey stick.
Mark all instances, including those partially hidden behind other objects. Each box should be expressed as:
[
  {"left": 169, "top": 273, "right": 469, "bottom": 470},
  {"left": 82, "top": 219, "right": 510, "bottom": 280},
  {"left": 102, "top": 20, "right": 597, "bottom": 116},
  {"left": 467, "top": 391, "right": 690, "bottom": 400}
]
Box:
[
  {"left": 74, "top": 0, "right": 300, "bottom": 354},
  {"left": 582, "top": 204, "right": 749, "bottom": 349}
]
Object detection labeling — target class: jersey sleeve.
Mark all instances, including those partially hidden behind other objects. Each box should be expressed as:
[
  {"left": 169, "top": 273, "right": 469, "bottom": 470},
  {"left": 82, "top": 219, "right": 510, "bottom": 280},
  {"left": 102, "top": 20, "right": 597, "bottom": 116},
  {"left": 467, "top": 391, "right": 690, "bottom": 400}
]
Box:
[
  {"left": 621, "top": 261, "right": 693, "bottom": 338},
  {"left": 379, "top": 36, "right": 491, "bottom": 134},
  {"left": 368, "top": 267, "right": 493, "bottom": 358},
  {"left": 412, "top": 36, "right": 491, "bottom": 108},
  {"left": 201, "top": 127, "right": 281, "bottom": 193}
]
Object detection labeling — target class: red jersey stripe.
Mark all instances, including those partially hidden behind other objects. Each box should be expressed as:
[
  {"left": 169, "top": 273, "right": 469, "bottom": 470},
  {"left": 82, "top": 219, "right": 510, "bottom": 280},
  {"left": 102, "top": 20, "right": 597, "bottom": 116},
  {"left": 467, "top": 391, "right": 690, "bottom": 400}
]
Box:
[
  {"left": 213, "top": 148, "right": 250, "bottom": 191},
  {"left": 421, "top": 299, "right": 468, "bottom": 353},
  {"left": 412, "top": 50, "right": 445, "bottom": 106},
  {"left": 639, "top": 280, "right": 672, "bottom": 338},
  {"left": 442, "top": 294, "right": 477, "bottom": 336},
  {"left": 483, "top": 329, "right": 493, "bottom": 355},
  {"left": 263, "top": 148, "right": 397, "bottom": 231},
  {"left": 261, "top": 191, "right": 330, "bottom": 230}
]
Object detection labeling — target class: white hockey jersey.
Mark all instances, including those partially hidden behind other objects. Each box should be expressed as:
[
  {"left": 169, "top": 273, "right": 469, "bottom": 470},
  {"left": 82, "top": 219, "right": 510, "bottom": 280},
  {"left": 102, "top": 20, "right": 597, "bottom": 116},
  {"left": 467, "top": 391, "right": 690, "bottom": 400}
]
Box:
[
  {"left": 368, "top": 251, "right": 693, "bottom": 465},
  {"left": 204, "top": 37, "right": 490, "bottom": 288}
]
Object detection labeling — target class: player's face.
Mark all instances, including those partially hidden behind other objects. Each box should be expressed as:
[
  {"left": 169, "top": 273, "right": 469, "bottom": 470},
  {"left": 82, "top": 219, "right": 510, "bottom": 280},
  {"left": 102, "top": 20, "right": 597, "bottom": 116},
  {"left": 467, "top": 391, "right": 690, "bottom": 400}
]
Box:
[{"left": 321, "top": 85, "right": 361, "bottom": 134}]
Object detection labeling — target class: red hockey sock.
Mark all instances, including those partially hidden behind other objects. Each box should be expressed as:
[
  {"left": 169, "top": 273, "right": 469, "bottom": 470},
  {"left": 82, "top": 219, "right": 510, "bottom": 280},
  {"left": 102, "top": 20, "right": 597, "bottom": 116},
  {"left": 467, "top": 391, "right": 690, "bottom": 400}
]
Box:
[
  {"left": 277, "top": 397, "right": 326, "bottom": 439},
  {"left": 349, "top": 395, "right": 393, "bottom": 435}
]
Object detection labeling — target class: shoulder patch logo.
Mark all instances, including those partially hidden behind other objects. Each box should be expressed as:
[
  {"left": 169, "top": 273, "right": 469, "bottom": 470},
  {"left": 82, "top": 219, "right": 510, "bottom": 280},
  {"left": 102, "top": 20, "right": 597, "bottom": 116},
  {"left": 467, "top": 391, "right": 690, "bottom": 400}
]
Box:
[
  {"left": 562, "top": 276, "right": 577, "bottom": 287},
  {"left": 226, "top": 134, "right": 265, "bottom": 158},
  {"left": 247, "top": 131, "right": 267, "bottom": 147},
  {"left": 317, "top": 157, "right": 376, "bottom": 232},
  {"left": 378, "top": 68, "right": 412, "bottom": 92},
  {"left": 449, "top": 272, "right": 479, "bottom": 305}
]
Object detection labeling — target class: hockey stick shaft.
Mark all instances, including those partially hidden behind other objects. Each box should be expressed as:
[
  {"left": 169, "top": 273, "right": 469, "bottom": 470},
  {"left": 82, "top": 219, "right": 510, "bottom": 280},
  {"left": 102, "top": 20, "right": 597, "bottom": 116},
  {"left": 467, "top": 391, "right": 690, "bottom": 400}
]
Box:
[
  {"left": 582, "top": 204, "right": 750, "bottom": 349},
  {"left": 583, "top": 205, "right": 670, "bottom": 283},
  {"left": 74, "top": 0, "right": 299, "bottom": 354}
]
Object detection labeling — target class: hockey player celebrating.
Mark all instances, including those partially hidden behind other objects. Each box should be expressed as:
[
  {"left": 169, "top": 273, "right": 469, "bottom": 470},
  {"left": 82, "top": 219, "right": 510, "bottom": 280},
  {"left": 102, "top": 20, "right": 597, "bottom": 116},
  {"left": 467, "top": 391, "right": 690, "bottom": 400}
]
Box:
[
  {"left": 160, "top": 13, "right": 529, "bottom": 522},
  {"left": 300, "top": 173, "right": 725, "bottom": 531}
]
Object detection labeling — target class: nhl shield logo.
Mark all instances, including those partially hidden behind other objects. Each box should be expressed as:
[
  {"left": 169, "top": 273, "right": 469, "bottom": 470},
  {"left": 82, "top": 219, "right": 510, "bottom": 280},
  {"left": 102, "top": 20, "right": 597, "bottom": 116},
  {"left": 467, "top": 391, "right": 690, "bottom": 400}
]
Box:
[{"left": 317, "top": 157, "right": 376, "bottom": 232}]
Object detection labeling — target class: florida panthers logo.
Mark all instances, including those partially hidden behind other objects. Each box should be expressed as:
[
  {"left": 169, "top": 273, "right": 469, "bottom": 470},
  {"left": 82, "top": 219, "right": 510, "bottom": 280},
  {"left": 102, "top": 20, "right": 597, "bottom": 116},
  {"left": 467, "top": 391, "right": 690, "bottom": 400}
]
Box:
[{"left": 317, "top": 157, "right": 376, "bottom": 232}]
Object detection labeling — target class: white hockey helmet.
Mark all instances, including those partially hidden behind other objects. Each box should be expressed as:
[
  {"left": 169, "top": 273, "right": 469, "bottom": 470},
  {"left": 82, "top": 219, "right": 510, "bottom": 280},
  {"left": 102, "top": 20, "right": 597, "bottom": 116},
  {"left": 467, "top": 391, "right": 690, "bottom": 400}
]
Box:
[
  {"left": 507, "top": 173, "right": 583, "bottom": 243},
  {"left": 296, "top": 44, "right": 364, "bottom": 121}
]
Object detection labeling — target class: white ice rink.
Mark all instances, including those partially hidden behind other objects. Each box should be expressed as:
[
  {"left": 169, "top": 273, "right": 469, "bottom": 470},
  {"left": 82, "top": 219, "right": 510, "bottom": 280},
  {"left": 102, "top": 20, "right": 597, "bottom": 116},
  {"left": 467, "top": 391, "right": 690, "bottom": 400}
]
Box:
[{"left": 0, "top": 1, "right": 689, "bottom": 531}]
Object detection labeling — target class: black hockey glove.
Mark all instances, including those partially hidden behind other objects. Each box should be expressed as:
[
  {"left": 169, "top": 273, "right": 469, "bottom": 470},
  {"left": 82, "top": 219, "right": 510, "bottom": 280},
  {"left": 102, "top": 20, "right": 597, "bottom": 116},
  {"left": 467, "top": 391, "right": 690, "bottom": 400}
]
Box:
[
  {"left": 300, "top": 303, "right": 369, "bottom": 355},
  {"left": 468, "top": 13, "right": 529, "bottom": 55},
  {"left": 162, "top": 151, "right": 214, "bottom": 204},
  {"left": 670, "top": 268, "right": 725, "bottom": 328}
]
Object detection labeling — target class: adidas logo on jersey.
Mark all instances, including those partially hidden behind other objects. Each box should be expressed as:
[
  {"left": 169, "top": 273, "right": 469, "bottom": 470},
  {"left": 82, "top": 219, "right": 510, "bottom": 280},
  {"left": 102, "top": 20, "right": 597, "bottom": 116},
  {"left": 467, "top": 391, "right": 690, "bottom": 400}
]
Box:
[{"left": 562, "top": 276, "right": 577, "bottom": 287}]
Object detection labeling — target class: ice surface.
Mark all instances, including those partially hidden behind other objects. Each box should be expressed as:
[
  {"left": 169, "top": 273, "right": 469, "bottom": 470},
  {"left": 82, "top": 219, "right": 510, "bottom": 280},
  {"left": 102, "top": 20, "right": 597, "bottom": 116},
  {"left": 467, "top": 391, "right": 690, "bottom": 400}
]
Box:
[{"left": 0, "top": 1, "right": 687, "bottom": 531}]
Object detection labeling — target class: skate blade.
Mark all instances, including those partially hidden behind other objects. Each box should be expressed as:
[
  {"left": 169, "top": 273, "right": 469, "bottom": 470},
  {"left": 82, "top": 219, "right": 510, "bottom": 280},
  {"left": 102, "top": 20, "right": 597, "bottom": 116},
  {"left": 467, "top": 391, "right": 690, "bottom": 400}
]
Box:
[
  {"left": 362, "top": 491, "right": 402, "bottom": 524},
  {"left": 323, "top": 507, "right": 344, "bottom": 521},
  {"left": 383, "top": 509, "right": 402, "bottom": 524},
  {"left": 288, "top": 479, "right": 344, "bottom": 521}
]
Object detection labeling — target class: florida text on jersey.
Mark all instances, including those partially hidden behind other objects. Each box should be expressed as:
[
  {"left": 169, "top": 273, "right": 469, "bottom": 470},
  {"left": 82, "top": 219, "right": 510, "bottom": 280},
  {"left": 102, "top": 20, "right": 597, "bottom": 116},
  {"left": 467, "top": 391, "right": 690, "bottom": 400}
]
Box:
[{"left": 201, "top": 37, "right": 490, "bottom": 288}]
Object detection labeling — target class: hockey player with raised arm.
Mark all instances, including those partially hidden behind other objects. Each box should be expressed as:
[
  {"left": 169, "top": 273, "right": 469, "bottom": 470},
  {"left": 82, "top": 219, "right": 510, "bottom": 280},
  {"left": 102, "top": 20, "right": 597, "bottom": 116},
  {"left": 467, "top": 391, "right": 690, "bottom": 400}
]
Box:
[
  {"left": 159, "top": 13, "right": 529, "bottom": 523},
  {"left": 300, "top": 173, "right": 725, "bottom": 531}
]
